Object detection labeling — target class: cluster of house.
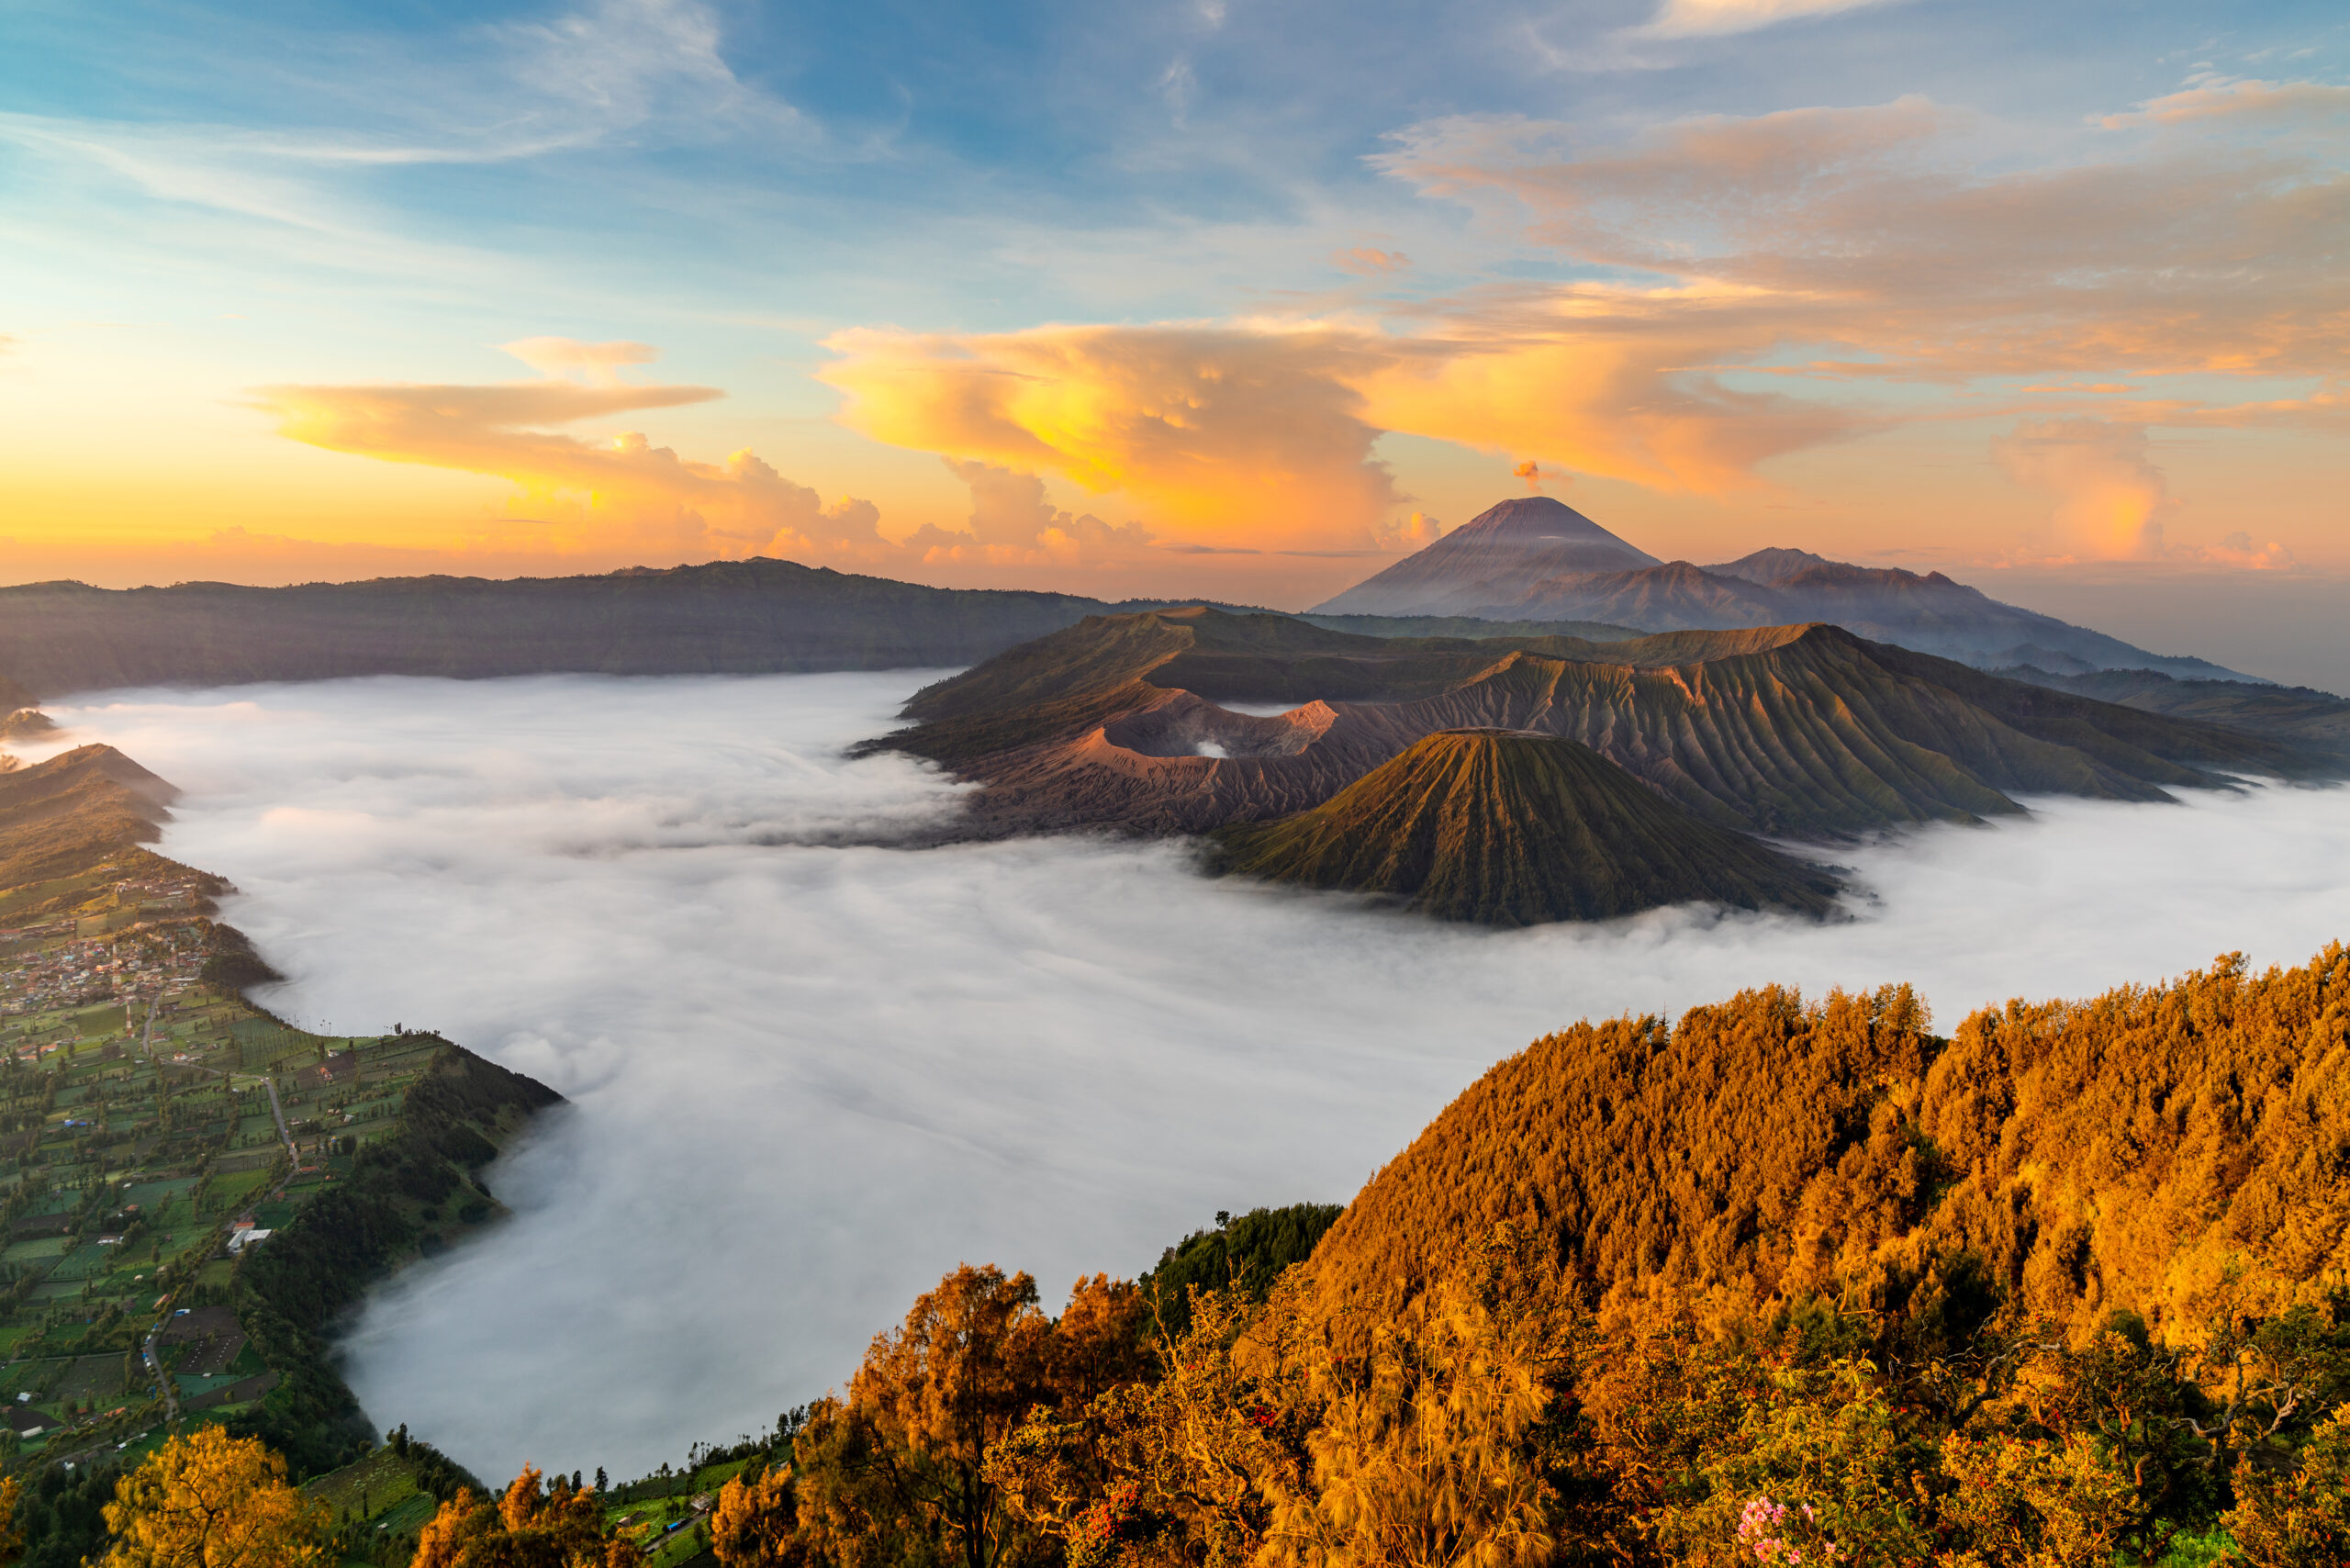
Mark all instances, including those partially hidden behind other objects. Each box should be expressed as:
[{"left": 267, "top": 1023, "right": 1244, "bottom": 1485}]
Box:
[{"left": 1, "top": 883, "right": 214, "bottom": 1027}]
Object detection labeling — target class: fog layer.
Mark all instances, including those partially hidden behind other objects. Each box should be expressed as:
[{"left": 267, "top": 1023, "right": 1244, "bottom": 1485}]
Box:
[{"left": 31, "top": 674, "right": 2350, "bottom": 1481}]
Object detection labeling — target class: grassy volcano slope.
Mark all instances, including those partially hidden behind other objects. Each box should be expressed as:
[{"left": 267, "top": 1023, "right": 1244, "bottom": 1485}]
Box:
[
  {"left": 1391, "top": 625, "right": 2290, "bottom": 836},
  {"left": 0, "top": 743, "right": 178, "bottom": 887},
  {"left": 1304, "top": 946, "right": 2350, "bottom": 1343},
  {"left": 1212, "top": 730, "right": 1840, "bottom": 925}
]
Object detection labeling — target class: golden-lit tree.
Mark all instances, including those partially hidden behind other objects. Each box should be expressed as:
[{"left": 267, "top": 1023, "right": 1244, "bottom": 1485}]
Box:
[
  {"left": 410, "top": 1466, "right": 640, "bottom": 1568},
  {"left": 2223, "top": 1408, "right": 2350, "bottom": 1568},
  {"left": 98, "top": 1426, "right": 332, "bottom": 1568},
  {"left": 712, "top": 1465, "right": 800, "bottom": 1567},
  {"left": 793, "top": 1263, "right": 1055, "bottom": 1568},
  {"left": 992, "top": 1231, "right": 1602, "bottom": 1568}
]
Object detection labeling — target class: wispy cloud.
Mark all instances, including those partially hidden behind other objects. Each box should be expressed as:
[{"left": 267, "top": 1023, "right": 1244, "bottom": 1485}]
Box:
[
  {"left": 1372, "top": 90, "right": 2350, "bottom": 383},
  {"left": 0, "top": 0, "right": 801, "bottom": 286},
  {"left": 1629, "top": 0, "right": 1910, "bottom": 40}
]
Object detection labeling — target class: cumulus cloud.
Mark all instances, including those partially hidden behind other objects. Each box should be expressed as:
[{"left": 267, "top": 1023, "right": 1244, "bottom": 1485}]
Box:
[
  {"left": 1990, "top": 418, "right": 2309, "bottom": 570},
  {"left": 1993, "top": 418, "right": 2176, "bottom": 562},
  {"left": 1380, "top": 510, "right": 1447, "bottom": 549},
  {"left": 252, "top": 368, "right": 890, "bottom": 562},
  {"left": 815, "top": 307, "right": 1863, "bottom": 553},
  {"left": 819, "top": 324, "right": 1408, "bottom": 551},
  {"left": 2188, "top": 532, "right": 2300, "bottom": 571},
  {"left": 906, "top": 459, "right": 1155, "bottom": 566},
  {"left": 31, "top": 672, "right": 2350, "bottom": 1481}
]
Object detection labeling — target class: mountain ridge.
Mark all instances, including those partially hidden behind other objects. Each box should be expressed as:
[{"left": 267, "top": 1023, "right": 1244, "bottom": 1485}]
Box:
[
  {"left": 877, "top": 608, "right": 2309, "bottom": 869},
  {"left": 1314, "top": 498, "right": 2260, "bottom": 683}
]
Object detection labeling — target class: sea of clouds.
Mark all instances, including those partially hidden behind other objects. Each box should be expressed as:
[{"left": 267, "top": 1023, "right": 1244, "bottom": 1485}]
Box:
[{"left": 25, "top": 672, "right": 2350, "bottom": 1481}]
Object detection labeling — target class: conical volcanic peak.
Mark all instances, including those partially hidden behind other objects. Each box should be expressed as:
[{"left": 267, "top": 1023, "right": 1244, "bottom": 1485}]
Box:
[
  {"left": 1312, "top": 498, "right": 1662, "bottom": 616},
  {"left": 1210, "top": 728, "right": 1840, "bottom": 926}
]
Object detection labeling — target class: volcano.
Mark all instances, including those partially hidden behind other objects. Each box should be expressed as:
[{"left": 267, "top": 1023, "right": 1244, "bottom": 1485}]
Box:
[
  {"left": 1312, "top": 498, "right": 1661, "bottom": 616},
  {"left": 1210, "top": 729, "right": 1841, "bottom": 925}
]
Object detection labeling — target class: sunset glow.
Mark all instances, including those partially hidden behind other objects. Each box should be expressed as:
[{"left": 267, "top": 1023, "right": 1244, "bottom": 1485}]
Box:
[{"left": 2, "top": 1, "right": 2342, "bottom": 615}]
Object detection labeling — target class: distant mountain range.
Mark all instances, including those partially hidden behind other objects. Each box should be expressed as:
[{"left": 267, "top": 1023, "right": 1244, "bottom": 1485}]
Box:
[
  {"left": 0, "top": 563, "right": 1123, "bottom": 697},
  {"left": 872, "top": 605, "right": 2310, "bottom": 921},
  {"left": 1315, "top": 497, "right": 2259, "bottom": 682},
  {"left": 0, "top": 563, "right": 1648, "bottom": 700},
  {"left": 0, "top": 508, "right": 2280, "bottom": 702}
]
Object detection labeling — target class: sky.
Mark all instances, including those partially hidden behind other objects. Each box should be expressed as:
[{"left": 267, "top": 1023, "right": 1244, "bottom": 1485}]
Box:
[
  {"left": 25, "top": 671, "right": 2350, "bottom": 1478},
  {"left": 1, "top": 0, "right": 2345, "bottom": 613}
]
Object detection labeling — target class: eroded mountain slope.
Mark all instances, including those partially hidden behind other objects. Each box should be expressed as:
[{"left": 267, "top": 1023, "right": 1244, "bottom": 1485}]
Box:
[
  {"left": 878, "top": 608, "right": 2300, "bottom": 841},
  {"left": 1210, "top": 730, "right": 1841, "bottom": 924}
]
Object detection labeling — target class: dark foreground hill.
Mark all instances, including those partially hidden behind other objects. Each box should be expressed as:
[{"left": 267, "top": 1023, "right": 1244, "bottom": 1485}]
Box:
[
  {"left": 880, "top": 606, "right": 2305, "bottom": 846},
  {"left": 1211, "top": 729, "right": 1840, "bottom": 924},
  {"left": 1314, "top": 497, "right": 2256, "bottom": 681},
  {"left": 0, "top": 743, "right": 177, "bottom": 888},
  {"left": 1306, "top": 945, "right": 2350, "bottom": 1341}
]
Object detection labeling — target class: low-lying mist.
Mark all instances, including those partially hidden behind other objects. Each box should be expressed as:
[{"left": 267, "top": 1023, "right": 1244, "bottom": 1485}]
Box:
[{"left": 30, "top": 673, "right": 2350, "bottom": 1481}]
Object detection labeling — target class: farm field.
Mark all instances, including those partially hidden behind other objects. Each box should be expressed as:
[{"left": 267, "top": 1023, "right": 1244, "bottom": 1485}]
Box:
[{"left": 0, "top": 823, "right": 555, "bottom": 1558}]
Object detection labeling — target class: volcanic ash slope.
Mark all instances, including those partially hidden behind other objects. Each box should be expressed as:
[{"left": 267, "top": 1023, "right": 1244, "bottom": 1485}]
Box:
[{"left": 1210, "top": 728, "right": 1841, "bottom": 926}]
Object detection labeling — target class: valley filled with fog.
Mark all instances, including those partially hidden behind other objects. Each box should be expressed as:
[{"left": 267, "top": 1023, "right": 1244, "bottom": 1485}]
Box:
[{"left": 26, "top": 672, "right": 2350, "bottom": 1481}]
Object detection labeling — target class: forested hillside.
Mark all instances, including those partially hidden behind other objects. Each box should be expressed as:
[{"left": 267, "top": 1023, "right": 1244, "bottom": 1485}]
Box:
[
  {"left": 1312, "top": 948, "right": 2350, "bottom": 1340},
  {"left": 669, "top": 947, "right": 2350, "bottom": 1568}
]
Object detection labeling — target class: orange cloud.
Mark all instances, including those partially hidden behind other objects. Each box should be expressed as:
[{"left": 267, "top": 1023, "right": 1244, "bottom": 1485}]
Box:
[
  {"left": 907, "top": 458, "right": 1154, "bottom": 566},
  {"left": 816, "top": 299, "right": 1877, "bottom": 549},
  {"left": 818, "top": 323, "right": 1405, "bottom": 551},
  {"left": 1351, "top": 318, "right": 1866, "bottom": 494},
  {"left": 1374, "top": 93, "right": 2350, "bottom": 381},
  {"left": 1331, "top": 247, "right": 1412, "bottom": 274},
  {"left": 1993, "top": 418, "right": 2174, "bottom": 562},
  {"left": 253, "top": 376, "right": 889, "bottom": 560},
  {"left": 498, "top": 336, "right": 663, "bottom": 386},
  {"left": 2098, "top": 78, "right": 2350, "bottom": 131},
  {"left": 818, "top": 88, "right": 2345, "bottom": 556}
]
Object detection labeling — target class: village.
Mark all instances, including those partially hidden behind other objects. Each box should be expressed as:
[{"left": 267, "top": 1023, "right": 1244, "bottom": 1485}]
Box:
[{"left": 0, "top": 843, "right": 727, "bottom": 1564}]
